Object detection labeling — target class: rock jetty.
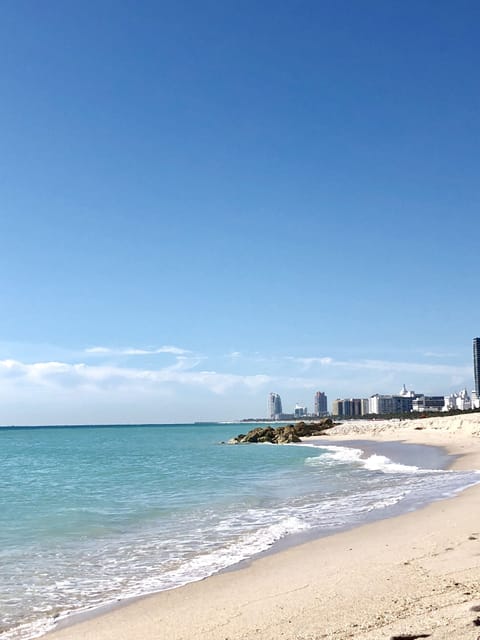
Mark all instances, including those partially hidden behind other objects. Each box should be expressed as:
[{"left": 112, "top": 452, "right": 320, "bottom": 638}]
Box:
[{"left": 228, "top": 419, "right": 334, "bottom": 444}]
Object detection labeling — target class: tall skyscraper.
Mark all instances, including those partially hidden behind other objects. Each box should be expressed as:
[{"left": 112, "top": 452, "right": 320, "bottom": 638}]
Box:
[
  {"left": 474, "top": 337, "right": 480, "bottom": 397},
  {"left": 314, "top": 391, "right": 328, "bottom": 416},
  {"left": 268, "top": 393, "right": 283, "bottom": 419}
]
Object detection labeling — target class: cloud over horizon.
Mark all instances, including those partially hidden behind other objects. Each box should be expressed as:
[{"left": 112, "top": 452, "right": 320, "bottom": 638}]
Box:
[
  {"left": 85, "top": 345, "right": 192, "bottom": 356},
  {"left": 0, "top": 351, "right": 472, "bottom": 396},
  {"left": 0, "top": 346, "right": 474, "bottom": 425},
  {"left": 285, "top": 355, "right": 472, "bottom": 378},
  {"left": 0, "top": 358, "right": 272, "bottom": 395}
]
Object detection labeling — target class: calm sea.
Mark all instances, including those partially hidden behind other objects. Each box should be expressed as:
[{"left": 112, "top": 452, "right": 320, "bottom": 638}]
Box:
[{"left": 1, "top": 423, "right": 479, "bottom": 639}]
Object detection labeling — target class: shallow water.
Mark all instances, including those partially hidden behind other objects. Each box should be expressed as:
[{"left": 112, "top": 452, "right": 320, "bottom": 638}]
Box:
[{"left": 0, "top": 423, "right": 478, "bottom": 639}]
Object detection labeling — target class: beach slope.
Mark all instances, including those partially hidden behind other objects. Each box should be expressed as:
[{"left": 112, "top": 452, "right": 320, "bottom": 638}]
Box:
[{"left": 48, "top": 413, "right": 480, "bottom": 640}]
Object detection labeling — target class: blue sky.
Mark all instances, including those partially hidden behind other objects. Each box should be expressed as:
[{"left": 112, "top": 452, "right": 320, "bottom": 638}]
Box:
[{"left": 0, "top": 1, "right": 479, "bottom": 424}]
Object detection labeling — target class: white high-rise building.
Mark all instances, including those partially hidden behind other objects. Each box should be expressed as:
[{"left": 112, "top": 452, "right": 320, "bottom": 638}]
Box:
[
  {"left": 443, "top": 388, "right": 471, "bottom": 411},
  {"left": 268, "top": 393, "right": 283, "bottom": 420}
]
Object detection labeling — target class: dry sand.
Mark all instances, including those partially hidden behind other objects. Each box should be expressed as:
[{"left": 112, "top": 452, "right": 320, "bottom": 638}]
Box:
[{"left": 48, "top": 413, "right": 480, "bottom": 640}]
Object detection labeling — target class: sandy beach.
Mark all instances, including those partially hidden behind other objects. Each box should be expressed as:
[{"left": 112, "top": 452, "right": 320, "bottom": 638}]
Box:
[{"left": 48, "top": 413, "right": 480, "bottom": 640}]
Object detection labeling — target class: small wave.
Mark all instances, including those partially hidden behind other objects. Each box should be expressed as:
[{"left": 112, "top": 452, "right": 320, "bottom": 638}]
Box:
[
  {"left": 365, "top": 492, "right": 410, "bottom": 511},
  {"left": 0, "top": 616, "right": 57, "bottom": 640},
  {"left": 362, "top": 454, "right": 420, "bottom": 474},
  {"left": 305, "top": 445, "right": 442, "bottom": 474},
  {"left": 117, "top": 515, "right": 311, "bottom": 600},
  {"left": 305, "top": 445, "right": 364, "bottom": 465}
]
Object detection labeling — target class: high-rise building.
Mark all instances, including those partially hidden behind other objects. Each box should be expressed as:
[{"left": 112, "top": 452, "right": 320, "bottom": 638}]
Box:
[
  {"left": 412, "top": 395, "right": 445, "bottom": 412},
  {"left": 268, "top": 393, "right": 283, "bottom": 420},
  {"left": 443, "top": 389, "right": 470, "bottom": 412},
  {"left": 369, "top": 394, "right": 413, "bottom": 415},
  {"left": 474, "top": 338, "right": 480, "bottom": 397},
  {"left": 314, "top": 391, "right": 328, "bottom": 416},
  {"left": 294, "top": 403, "right": 307, "bottom": 418},
  {"left": 330, "top": 397, "right": 361, "bottom": 417},
  {"left": 331, "top": 399, "right": 343, "bottom": 417},
  {"left": 351, "top": 398, "right": 363, "bottom": 416}
]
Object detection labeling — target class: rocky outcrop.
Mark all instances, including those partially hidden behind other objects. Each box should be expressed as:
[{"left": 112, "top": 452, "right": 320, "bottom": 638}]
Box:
[{"left": 228, "top": 419, "right": 334, "bottom": 444}]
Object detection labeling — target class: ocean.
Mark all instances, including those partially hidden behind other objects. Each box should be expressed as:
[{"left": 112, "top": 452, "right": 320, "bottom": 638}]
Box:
[{"left": 1, "top": 423, "right": 479, "bottom": 640}]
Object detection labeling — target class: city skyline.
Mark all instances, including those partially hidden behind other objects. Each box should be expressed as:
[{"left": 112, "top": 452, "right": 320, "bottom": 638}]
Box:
[
  {"left": 266, "top": 366, "right": 479, "bottom": 421},
  {"left": 1, "top": 2, "right": 479, "bottom": 424},
  {"left": 266, "top": 339, "right": 480, "bottom": 420}
]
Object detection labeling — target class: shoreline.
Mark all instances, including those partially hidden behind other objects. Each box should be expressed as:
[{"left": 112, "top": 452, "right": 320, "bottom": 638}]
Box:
[{"left": 44, "top": 413, "right": 480, "bottom": 640}]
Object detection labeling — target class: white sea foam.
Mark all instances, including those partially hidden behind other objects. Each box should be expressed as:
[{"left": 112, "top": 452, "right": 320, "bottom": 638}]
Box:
[
  {"left": 2, "top": 516, "right": 313, "bottom": 640},
  {"left": 365, "top": 493, "right": 410, "bottom": 511},
  {"left": 362, "top": 454, "right": 420, "bottom": 474},
  {"left": 306, "top": 445, "right": 440, "bottom": 474},
  {"left": 0, "top": 617, "right": 56, "bottom": 640},
  {"left": 111, "top": 515, "right": 311, "bottom": 602},
  {"left": 305, "top": 444, "right": 364, "bottom": 465}
]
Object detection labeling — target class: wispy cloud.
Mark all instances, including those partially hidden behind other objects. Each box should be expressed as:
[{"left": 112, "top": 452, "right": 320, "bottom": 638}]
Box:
[
  {"left": 85, "top": 345, "right": 191, "bottom": 356},
  {"left": 225, "top": 351, "right": 242, "bottom": 359},
  {"left": 422, "top": 351, "right": 457, "bottom": 359},
  {"left": 285, "top": 356, "right": 333, "bottom": 370},
  {"left": 339, "top": 358, "right": 471, "bottom": 376},
  {"left": 285, "top": 355, "right": 471, "bottom": 377},
  {"left": 0, "top": 359, "right": 272, "bottom": 395}
]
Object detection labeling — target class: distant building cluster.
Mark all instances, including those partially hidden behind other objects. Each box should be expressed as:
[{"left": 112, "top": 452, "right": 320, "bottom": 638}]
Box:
[
  {"left": 328, "top": 338, "right": 480, "bottom": 416},
  {"left": 331, "top": 384, "right": 474, "bottom": 417},
  {"left": 267, "top": 338, "right": 480, "bottom": 420},
  {"left": 268, "top": 391, "right": 328, "bottom": 420}
]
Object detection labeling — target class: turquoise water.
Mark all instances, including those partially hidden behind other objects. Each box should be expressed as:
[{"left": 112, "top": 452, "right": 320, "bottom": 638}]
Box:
[{"left": 1, "top": 423, "right": 479, "bottom": 639}]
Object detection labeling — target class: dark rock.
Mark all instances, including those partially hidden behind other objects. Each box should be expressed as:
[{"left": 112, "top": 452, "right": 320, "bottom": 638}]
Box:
[{"left": 229, "top": 418, "right": 334, "bottom": 445}]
